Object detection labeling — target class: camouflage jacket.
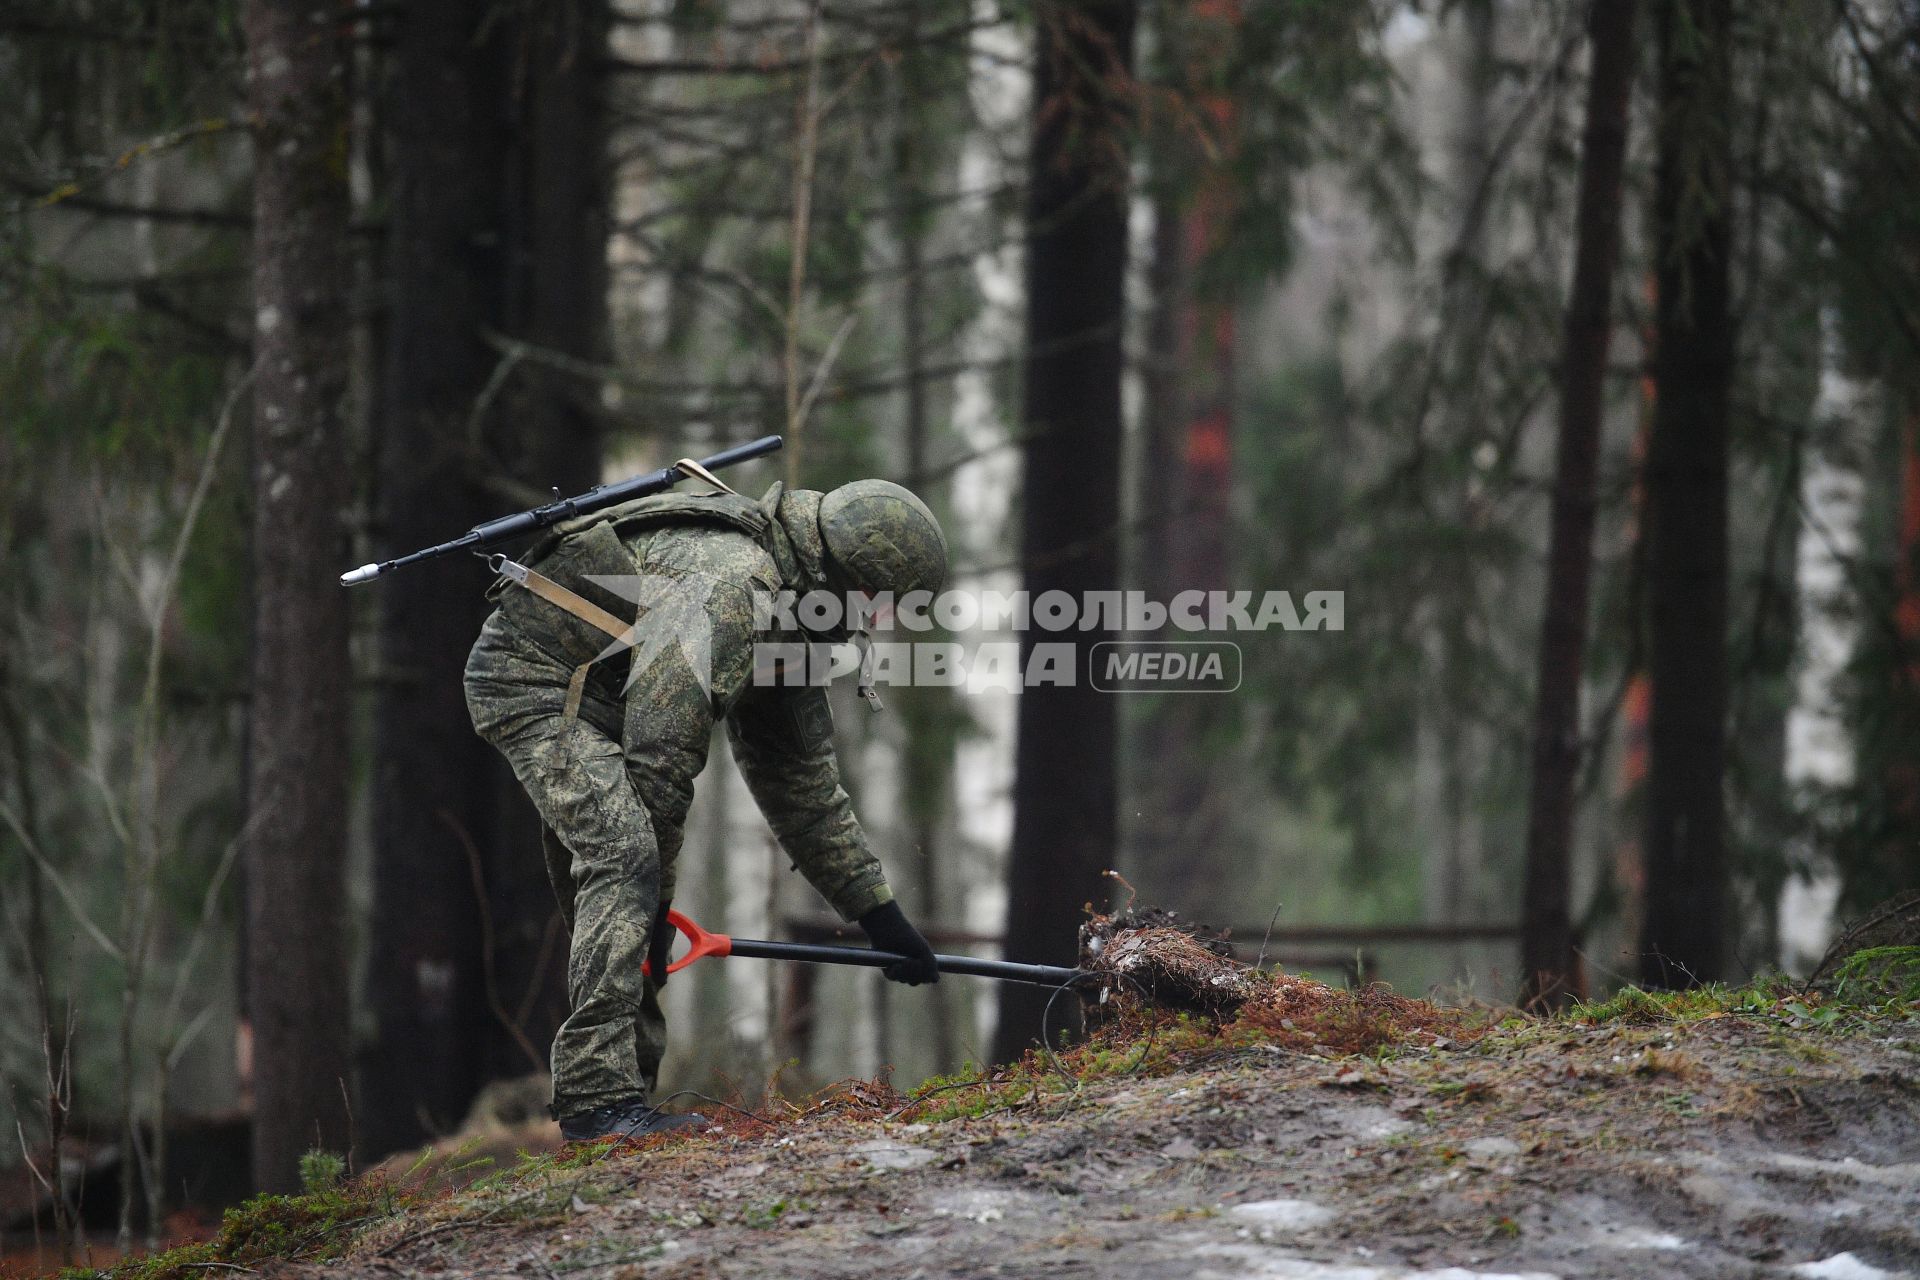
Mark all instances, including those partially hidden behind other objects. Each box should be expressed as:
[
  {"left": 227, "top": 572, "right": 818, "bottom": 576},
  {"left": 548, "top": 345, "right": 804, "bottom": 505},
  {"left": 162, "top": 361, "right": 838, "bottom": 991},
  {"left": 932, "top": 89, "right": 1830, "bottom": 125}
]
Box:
[{"left": 484, "top": 483, "right": 893, "bottom": 921}]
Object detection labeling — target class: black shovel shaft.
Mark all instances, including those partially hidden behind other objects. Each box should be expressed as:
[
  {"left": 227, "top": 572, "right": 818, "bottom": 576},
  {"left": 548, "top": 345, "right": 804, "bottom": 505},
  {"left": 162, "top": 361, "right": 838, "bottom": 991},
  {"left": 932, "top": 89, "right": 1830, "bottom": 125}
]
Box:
[{"left": 723, "top": 936, "right": 1087, "bottom": 989}]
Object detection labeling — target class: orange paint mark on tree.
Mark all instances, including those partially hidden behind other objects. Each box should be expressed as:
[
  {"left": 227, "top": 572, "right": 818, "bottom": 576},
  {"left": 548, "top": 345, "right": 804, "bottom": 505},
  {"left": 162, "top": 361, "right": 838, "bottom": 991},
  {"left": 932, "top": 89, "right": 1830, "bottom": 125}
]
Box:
[
  {"left": 1895, "top": 409, "right": 1920, "bottom": 659},
  {"left": 1185, "top": 411, "right": 1231, "bottom": 473}
]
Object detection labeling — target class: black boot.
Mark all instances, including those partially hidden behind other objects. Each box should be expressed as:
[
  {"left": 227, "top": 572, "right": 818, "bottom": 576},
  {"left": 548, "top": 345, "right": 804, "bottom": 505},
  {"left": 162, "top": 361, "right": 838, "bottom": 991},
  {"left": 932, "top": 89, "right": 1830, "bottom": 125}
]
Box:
[{"left": 558, "top": 1099, "right": 709, "bottom": 1143}]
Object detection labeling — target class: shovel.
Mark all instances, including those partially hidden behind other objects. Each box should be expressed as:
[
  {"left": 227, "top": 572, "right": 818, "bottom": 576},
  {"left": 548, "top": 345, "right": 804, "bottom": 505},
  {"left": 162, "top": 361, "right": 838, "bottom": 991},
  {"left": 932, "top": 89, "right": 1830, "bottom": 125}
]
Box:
[{"left": 642, "top": 909, "right": 1090, "bottom": 989}]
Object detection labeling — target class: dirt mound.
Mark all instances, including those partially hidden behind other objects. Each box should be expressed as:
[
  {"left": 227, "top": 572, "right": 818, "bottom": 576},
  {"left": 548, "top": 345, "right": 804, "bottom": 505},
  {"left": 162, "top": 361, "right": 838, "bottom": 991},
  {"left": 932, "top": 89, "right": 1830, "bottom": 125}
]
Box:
[
  {"left": 1236, "top": 976, "right": 1475, "bottom": 1054},
  {"left": 1079, "top": 910, "right": 1480, "bottom": 1053},
  {"left": 304, "top": 988, "right": 1920, "bottom": 1280},
  {"left": 66, "top": 975, "right": 1920, "bottom": 1280}
]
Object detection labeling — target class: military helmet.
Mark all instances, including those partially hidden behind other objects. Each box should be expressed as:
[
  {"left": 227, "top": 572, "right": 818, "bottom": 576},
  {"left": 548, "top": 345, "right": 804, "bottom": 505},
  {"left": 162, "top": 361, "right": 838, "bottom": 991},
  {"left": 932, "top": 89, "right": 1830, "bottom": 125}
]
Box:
[{"left": 817, "top": 479, "right": 948, "bottom": 601}]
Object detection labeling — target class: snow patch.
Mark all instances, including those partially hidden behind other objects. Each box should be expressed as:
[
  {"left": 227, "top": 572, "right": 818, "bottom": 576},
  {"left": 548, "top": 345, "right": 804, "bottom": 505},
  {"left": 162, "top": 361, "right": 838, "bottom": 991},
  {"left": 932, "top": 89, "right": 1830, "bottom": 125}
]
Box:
[
  {"left": 1793, "top": 1253, "right": 1909, "bottom": 1280},
  {"left": 1228, "top": 1199, "right": 1337, "bottom": 1234},
  {"left": 1585, "top": 1224, "right": 1688, "bottom": 1251},
  {"left": 925, "top": 1187, "right": 1042, "bottom": 1224},
  {"left": 1192, "top": 1242, "right": 1559, "bottom": 1280},
  {"left": 1767, "top": 1153, "right": 1920, "bottom": 1188},
  {"left": 1333, "top": 1106, "right": 1412, "bottom": 1141},
  {"left": 848, "top": 1139, "right": 937, "bottom": 1171}
]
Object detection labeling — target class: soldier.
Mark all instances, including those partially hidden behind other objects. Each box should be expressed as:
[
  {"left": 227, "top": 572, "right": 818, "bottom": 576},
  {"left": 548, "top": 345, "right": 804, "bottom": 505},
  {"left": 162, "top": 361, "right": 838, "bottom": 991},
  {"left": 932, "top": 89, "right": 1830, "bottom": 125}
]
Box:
[{"left": 463, "top": 475, "right": 947, "bottom": 1142}]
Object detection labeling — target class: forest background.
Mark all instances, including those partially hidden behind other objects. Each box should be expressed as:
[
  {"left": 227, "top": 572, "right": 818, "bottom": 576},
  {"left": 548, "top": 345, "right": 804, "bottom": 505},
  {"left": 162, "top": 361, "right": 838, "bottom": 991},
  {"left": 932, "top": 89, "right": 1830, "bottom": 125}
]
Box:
[{"left": 2, "top": 0, "right": 1918, "bottom": 1236}]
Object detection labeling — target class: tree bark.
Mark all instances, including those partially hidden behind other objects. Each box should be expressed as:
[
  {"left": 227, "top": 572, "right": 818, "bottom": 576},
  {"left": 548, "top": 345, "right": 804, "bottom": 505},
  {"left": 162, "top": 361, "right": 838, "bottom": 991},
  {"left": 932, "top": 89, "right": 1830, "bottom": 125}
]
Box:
[
  {"left": 1130, "top": 0, "right": 1238, "bottom": 919},
  {"left": 1639, "top": 0, "right": 1735, "bottom": 989},
  {"left": 242, "top": 0, "right": 354, "bottom": 1193},
  {"left": 1883, "top": 405, "right": 1920, "bottom": 901},
  {"left": 891, "top": 5, "right": 960, "bottom": 1074},
  {"left": 362, "top": 0, "right": 605, "bottom": 1155},
  {"left": 1144, "top": 257, "right": 1234, "bottom": 918},
  {"left": 484, "top": 0, "right": 609, "bottom": 1088},
  {"left": 993, "top": 0, "right": 1136, "bottom": 1064},
  {"left": 1517, "top": 0, "right": 1639, "bottom": 1010}
]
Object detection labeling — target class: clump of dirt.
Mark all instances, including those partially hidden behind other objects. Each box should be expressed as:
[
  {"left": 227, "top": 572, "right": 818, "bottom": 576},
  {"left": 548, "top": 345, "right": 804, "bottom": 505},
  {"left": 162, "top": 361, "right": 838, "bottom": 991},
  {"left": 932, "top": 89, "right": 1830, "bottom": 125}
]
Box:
[
  {"left": 1079, "top": 905, "right": 1480, "bottom": 1052},
  {"left": 1083, "top": 900, "right": 1236, "bottom": 956},
  {"left": 1081, "top": 923, "right": 1266, "bottom": 1016},
  {"left": 1079, "top": 893, "right": 1261, "bottom": 1017}
]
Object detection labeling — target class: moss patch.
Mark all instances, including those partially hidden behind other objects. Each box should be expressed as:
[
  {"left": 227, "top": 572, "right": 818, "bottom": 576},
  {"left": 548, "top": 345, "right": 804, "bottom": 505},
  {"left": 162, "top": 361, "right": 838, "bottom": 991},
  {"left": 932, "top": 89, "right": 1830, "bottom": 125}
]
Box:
[{"left": 71, "top": 1176, "right": 415, "bottom": 1280}]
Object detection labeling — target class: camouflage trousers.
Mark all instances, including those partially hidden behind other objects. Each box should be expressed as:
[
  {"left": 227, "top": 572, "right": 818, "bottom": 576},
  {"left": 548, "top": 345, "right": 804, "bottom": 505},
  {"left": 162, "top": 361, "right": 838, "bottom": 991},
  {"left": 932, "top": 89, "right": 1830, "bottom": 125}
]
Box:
[{"left": 463, "top": 610, "right": 667, "bottom": 1118}]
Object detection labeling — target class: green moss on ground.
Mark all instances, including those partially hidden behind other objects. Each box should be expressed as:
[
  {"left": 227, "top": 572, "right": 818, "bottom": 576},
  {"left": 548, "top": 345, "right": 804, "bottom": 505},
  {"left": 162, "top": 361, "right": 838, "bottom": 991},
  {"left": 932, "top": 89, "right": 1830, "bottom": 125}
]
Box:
[
  {"left": 1571, "top": 968, "right": 1919, "bottom": 1034},
  {"left": 68, "top": 1174, "right": 414, "bottom": 1280}
]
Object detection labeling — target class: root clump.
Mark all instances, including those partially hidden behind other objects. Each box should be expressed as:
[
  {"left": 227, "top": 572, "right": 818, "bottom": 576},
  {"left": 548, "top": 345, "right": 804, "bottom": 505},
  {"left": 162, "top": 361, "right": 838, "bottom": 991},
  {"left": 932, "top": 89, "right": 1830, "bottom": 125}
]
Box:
[
  {"left": 1083, "top": 921, "right": 1264, "bottom": 1016},
  {"left": 1079, "top": 906, "right": 1481, "bottom": 1054}
]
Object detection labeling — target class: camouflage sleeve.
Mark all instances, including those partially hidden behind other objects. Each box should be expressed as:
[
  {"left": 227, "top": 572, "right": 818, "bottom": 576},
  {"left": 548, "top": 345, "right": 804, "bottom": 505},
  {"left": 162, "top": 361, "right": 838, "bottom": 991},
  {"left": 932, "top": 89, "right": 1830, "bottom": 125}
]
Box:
[
  {"left": 726, "top": 687, "right": 894, "bottom": 922},
  {"left": 619, "top": 573, "right": 757, "bottom": 905}
]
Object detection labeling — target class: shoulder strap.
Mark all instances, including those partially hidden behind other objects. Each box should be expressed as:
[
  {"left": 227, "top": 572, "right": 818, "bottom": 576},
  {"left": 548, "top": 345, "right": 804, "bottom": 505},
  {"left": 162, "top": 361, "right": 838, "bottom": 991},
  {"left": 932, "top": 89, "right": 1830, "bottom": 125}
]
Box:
[
  {"left": 601, "top": 490, "right": 773, "bottom": 544},
  {"left": 490, "top": 554, "right": 632, "bottom": 643},
  {"left": 489, "top": 553, "right": 634, "bottom": 719},
  {"left": 516, "top": 485, "right": 771, "bottom": 570}
]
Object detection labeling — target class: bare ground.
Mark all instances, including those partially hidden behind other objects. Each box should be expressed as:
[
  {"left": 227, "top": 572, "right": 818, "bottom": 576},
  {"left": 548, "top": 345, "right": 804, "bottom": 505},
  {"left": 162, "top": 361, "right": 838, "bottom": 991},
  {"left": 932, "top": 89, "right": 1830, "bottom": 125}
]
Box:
[{"left": 310, "top": 998, "right": 1920, "bottom": 1280}]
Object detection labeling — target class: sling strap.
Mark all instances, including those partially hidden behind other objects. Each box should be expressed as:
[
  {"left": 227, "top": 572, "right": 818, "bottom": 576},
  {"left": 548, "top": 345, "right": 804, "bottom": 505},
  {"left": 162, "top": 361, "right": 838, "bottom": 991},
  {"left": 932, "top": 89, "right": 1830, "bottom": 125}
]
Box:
[
  {"left": 488, "top": 553, "right": 636, "bottom": 717},
  {"left": 672, "top": 456, "right": 738, "bottom": 496}
]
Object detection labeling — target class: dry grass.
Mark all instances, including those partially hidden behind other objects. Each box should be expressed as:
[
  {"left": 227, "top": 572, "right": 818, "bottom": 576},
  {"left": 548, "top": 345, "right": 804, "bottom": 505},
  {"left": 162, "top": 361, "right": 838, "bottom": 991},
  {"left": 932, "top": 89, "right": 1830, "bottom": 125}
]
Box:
[{"left": 1235, "top": 978, "right": 1479, "bottom": 1055}]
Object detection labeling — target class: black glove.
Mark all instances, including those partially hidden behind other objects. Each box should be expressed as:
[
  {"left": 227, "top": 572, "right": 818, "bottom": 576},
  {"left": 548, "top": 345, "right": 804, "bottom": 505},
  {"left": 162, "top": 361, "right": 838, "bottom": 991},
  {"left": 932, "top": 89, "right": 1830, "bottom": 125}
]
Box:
[
  {"left": 857, "top": 900, "right": 940, "bottom": 986},
  {"left": 648, "top": 902, "right": 675, "bottom": 988}
]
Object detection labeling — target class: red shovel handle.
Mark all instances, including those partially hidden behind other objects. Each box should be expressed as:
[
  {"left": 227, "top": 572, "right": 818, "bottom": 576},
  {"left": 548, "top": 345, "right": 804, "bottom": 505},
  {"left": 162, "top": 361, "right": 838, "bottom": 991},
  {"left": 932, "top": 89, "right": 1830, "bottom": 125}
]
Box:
[
  {"left": 642, "top": 908, "right": 733, "bottom": 978},
  {"left": 639, "top": 911, "right": 1086, "bottom": 988}
]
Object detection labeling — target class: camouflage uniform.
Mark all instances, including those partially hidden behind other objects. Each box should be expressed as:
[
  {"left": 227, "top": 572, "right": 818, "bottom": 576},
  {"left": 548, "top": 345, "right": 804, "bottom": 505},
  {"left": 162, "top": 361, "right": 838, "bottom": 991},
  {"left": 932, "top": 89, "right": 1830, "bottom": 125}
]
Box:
[{"left": 463, "top": 482, "right": 896, "bottom": 1117}]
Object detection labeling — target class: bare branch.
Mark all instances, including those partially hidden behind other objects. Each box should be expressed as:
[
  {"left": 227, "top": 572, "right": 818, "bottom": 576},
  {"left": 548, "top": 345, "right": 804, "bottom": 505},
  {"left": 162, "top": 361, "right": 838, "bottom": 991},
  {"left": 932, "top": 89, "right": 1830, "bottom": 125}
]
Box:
[
  {"left": 0, "top": 800, "right": 122, "bottom": 962},
  {"left": 605, "top": 16, "right": 985, "bottom": 77},
  {"left": 784, "top": 0, "right": 825, "bottom": 483},
  {"left": 793, "top": 310, "right": 860, "bottom": 436}
]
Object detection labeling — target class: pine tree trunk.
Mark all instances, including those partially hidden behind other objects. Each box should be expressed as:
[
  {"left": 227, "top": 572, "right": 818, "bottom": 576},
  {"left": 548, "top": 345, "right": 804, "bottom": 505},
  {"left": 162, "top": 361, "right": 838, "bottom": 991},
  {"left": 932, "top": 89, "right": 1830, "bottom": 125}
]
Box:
[
  {"left": 1640, "top": 0, "right": 1735, "bottom": 989},
  {"left": 363, "top": 0, "right": 606, "bottom": 1155},
  {"left": 1878, "top": 406, "right": 1920, "bottom": 902},
  {"left": 1609, "top": 274, "right": 1660, "bottom": 972},
  {"left": 993, "top": 0, "right": 1136, "bottom": 1064},
  {"left": 362, "top": 0, "right": 502, "bottom": 1152},
  {"left": 242, "top": 0, "right": 354, "bottom": 1194},
  {"left": 1517, "top": 0, "right": 1638, "bottom": 1009},
  {"left": 483, "top": 0, "right": 608, "bottom": 1088},
  {"left": 1130, "top": 0, "right": 1238, "bottom": 917}
]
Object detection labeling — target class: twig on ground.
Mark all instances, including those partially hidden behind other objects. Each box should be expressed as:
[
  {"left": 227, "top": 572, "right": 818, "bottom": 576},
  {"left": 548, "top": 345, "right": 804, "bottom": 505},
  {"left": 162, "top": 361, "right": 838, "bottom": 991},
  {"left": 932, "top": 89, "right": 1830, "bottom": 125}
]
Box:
[
  {"left": 1255, "top": 902, "right": 1285, "bottom": 972},
  {"left": 376, "top": 1214, "right": 512, "bottom": 1258}
]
